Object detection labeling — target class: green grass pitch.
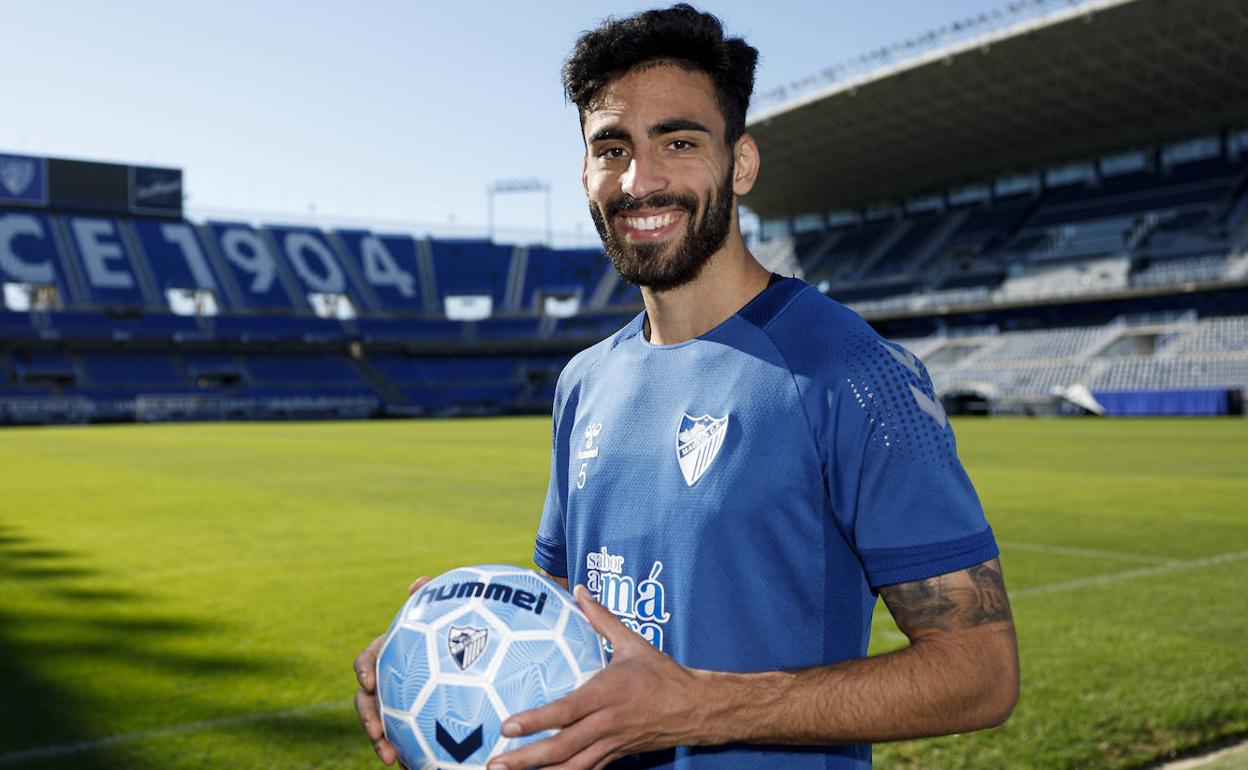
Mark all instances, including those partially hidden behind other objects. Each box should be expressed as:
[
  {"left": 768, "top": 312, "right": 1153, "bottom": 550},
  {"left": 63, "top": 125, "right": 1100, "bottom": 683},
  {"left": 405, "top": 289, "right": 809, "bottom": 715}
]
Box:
[{"left": 0, "top": 417, "right": 1245, "bottom": 769}]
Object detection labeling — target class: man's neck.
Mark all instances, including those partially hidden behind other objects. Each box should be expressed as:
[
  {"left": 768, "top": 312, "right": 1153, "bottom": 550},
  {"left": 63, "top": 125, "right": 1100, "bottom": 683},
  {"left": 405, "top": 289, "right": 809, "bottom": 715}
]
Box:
[{"left": 640, "top": 235, "right": 772, "bottom": 345}]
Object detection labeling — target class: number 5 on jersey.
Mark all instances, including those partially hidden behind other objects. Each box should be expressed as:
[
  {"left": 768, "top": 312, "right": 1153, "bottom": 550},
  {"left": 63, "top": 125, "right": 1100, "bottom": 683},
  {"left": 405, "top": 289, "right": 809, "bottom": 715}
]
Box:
[{"left": 575, "top": 422, "right": 604, "bottom": 491}]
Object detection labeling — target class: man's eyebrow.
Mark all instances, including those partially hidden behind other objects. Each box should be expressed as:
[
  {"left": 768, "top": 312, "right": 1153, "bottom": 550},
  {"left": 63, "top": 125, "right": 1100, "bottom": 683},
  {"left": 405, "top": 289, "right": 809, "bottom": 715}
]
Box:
[
  {"left": 649, "top": 119, "right": 711, "bottom": 137},
  {"left": 588, "top": 126, "right": 631, "bottom": 144}
]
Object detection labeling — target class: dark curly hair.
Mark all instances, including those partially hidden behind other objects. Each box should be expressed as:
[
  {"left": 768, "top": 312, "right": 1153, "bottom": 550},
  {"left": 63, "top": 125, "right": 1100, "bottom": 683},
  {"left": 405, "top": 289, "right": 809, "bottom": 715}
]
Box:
[{"left": 563, "top": 4, "right": 759, "bottom": 145}]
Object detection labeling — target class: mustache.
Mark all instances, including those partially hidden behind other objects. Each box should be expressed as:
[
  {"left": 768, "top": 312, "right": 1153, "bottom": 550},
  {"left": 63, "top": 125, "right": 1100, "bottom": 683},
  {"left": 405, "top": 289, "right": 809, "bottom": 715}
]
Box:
[{"left": 605, "top": 192, "right": 698, "bottom": 219}]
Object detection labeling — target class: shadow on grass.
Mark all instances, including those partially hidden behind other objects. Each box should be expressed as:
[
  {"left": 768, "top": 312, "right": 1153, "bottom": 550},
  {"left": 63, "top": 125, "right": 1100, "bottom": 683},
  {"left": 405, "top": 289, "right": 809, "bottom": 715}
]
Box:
[
  {"left": 45, "top": 587, "right": 142, "bottom": 602},
  {"left": 0, "top": 523, "right": 285, "bottom": 769},
  {"left": 240, "top": 705, "right": 360, "bottom": 755}
]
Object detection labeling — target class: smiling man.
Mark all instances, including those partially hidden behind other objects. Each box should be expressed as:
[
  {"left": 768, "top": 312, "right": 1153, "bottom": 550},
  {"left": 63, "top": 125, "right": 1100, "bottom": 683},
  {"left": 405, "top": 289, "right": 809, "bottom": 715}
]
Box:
[{"left": 354, "top": 5, "right": 1018, "bottom": 769}]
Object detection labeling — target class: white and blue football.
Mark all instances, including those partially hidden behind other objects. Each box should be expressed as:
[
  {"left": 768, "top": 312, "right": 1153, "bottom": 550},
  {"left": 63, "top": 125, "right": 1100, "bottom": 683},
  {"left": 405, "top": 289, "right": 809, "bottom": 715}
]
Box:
[{"left": 376, "top": 564, "right": 606, "bottom": 770}]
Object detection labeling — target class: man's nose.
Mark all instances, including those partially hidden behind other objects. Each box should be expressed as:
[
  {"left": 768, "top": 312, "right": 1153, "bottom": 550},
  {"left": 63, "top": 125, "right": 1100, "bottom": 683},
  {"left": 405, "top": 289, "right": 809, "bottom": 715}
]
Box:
[{"left": 620, "top": 153, "right": 668, "bottom": 200}]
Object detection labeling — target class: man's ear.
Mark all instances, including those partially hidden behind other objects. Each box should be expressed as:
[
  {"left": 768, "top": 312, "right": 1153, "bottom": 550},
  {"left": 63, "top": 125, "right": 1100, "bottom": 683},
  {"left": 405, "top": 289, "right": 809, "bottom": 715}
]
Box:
[
  {"left": 731, "top": 133, "right": 760, "bottom": 197},
  {"left": 581, "top": 154, "right": 590, "bottom": 196}
]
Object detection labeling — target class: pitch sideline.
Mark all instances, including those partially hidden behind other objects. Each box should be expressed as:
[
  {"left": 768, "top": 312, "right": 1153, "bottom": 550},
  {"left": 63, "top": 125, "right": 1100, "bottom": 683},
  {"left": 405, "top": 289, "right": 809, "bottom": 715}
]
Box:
[{"left": 997, "top": 540, "right": 1180, "bottom": 565}]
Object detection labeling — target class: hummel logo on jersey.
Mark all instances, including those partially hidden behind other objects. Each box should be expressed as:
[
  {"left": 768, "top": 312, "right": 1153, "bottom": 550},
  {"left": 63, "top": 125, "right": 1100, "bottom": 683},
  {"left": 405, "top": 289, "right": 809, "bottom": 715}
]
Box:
[
  {"left": 578, "top": 422, "right": 603, "bottom": 460},
  {"left": 447, "top": 625, "right": 488, "bottom": 670},
  {"left": 676, "top": 413, "right": 729, "bottom": 486}
]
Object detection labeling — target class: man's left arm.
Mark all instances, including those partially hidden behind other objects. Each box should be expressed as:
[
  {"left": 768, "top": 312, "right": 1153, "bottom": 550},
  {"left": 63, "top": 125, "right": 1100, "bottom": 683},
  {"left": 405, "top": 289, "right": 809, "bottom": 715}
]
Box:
[{"left": 490, "top": 558, "right": 1018, "bottom": 770}]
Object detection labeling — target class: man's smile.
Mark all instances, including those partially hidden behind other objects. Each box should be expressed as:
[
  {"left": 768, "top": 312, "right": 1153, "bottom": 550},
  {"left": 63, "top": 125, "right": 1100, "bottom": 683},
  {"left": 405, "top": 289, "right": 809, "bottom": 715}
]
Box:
[{"left": 617, "top": 208, "right": 687, "bottom": 240}]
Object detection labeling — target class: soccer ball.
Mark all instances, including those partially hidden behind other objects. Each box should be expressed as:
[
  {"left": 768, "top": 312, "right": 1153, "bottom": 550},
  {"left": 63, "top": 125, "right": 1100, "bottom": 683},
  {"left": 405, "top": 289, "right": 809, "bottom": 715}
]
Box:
[{"left": 376, "top": 564, "right": 606, "bottom": 770}]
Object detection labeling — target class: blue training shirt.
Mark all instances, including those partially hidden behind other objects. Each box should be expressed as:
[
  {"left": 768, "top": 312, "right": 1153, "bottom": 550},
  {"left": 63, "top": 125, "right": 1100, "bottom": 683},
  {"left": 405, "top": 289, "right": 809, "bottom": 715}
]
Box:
[{"left": 534, "top": 277, "right": 998, "bottom": 769}]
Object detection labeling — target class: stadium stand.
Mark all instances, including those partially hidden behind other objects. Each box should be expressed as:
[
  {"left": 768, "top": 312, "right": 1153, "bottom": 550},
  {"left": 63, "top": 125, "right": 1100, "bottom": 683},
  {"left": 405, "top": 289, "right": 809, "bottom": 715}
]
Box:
[
  {"left": 3, "top": 148, "right": 1246, "bottom": 422},
  {"left": 429, "top": 239, "right": 515, "bottom": 310},
  {"left": 0, "top": 175, "right": 651, "bottom": 423},
  {"left": 521, "top": 246, "right": 609, "bottom": 310},
  {"left": 2, "top": 0, "right": 1246, "bottom": 422},
  {"left": 741, "top": 0, "right": 1248, "bottom": 417}
]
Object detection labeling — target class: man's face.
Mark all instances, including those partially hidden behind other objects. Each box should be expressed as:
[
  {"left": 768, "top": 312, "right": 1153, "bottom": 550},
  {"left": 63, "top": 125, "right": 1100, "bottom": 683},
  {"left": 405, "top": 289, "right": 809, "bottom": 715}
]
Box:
[{"left": 581, "top": 64, "right": 737, "bottom": 292}]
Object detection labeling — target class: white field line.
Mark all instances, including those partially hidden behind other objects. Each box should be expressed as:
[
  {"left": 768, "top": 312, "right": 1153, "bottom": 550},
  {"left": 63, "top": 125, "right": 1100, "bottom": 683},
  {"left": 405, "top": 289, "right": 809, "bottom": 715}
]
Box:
[
  {"left": 1160, "top": 737, "right": 1248, "bottom": 769},
  {"left": 0, "top": 700, "right": 347, "bottom": 765},
  {"left": 1011, "top": 549, "right": 1248, "bottom": 599},
  {"left": 6, "top": 549, "right": 1248, "bottom": 765},
  {"left": 870, "top": 548, "right": 1248, "bottom": 642},
  {"left": 998, "top": 540, "right": 1179, "bottom": 565}
]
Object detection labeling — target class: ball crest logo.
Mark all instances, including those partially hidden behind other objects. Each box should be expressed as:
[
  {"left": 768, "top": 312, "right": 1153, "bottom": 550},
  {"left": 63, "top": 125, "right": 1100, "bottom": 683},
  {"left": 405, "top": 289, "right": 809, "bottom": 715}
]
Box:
[{"left": 448, "top": 625, "right": 488, "bottom": 670}]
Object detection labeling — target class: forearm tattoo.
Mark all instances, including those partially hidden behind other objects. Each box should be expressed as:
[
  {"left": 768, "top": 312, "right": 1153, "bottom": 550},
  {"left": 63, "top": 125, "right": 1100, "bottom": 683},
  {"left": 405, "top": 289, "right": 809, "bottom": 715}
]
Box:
[{"left": 880, "top": 560, "right": 1012, "bottom": 635}]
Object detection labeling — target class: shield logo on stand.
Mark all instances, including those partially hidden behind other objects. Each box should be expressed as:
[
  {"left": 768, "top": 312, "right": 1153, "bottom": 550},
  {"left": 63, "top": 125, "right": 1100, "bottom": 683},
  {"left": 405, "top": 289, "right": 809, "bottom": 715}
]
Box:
[
  {"left": 0, "top": 159, "right": 35, "bottom": 197},
  {"left": 675, "top": 413, "right": 730, "bottom": 487}
]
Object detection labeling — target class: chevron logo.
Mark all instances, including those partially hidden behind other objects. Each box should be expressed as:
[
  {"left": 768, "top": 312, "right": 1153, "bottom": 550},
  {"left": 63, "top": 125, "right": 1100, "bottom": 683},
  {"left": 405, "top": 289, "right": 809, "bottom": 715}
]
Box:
[
  {"left": 435, "top": 721, "right": 484, "bottom": 763},
  {"left": 880, "top": 341, "right": 947, "bottom": 428},
  {"left": 909, "top": 383, "right": 948, "bottom": 429},
  {"left": 881, "top": 340, "right": 922, "bottom": 378}
]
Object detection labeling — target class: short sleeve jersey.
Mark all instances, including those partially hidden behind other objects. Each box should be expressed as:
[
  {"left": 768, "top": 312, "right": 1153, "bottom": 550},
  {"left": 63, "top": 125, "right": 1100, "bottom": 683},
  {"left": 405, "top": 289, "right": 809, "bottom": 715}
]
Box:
[{"left": 534, "top": 277, "right": 997, "bottom": 770}]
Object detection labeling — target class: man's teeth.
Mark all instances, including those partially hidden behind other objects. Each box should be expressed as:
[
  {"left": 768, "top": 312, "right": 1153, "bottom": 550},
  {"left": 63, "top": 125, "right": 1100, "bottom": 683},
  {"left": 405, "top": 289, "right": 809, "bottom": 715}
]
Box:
[{"left": 624, "top": 212, "right": 678, "bottom": 231}]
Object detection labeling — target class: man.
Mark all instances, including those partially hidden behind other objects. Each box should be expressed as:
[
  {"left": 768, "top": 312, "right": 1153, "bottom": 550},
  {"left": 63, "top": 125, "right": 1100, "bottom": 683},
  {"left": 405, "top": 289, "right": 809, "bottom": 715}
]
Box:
[{"left": 355, "top": 5, "right": 1019, "bottom": 769}]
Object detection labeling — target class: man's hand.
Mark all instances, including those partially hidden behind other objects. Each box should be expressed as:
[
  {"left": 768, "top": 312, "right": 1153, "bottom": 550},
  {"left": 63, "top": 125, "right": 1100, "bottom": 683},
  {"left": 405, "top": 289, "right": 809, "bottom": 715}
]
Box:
[
  {"left": 491, "top": 560, "right": 1018, "bottom": 767},
  {"left": 354, "top": 576, "right": 432, "bottom": 766},
  {"left": 488, "top": 585, "right": 712, "bottom": 770}
]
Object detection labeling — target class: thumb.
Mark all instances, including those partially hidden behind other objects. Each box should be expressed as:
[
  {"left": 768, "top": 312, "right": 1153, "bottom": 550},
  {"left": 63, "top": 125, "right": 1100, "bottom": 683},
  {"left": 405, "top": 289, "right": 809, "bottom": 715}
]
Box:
[
  {"left": 407, "top": 576, "right": 432, "bottom": 596},
  {"left": 573, "top": 584, "right": 642, "bottom": 651}
]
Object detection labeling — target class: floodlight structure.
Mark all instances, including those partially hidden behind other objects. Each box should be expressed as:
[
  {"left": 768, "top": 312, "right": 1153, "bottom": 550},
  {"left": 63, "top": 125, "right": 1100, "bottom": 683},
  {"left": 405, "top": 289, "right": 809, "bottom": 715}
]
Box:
[{"left": 488, "top": 178, "right": 552, "bottom": 246}]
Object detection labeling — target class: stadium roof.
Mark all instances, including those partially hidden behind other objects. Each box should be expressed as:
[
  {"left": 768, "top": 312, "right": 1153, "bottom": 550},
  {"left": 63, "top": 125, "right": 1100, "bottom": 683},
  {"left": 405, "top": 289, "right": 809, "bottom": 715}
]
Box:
[{"left": 743, "top": 0, "right": 1248, "bottom": 220}]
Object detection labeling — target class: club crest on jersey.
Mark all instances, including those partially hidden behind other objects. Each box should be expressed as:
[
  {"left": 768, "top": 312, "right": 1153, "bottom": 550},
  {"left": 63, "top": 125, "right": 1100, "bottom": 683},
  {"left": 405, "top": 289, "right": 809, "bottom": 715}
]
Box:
[
  {"left": 447, "top": 626, "right": 488, "bottom": 670},
  {"left": 675, "top": 413, "right": 729, "bottom": 486}
]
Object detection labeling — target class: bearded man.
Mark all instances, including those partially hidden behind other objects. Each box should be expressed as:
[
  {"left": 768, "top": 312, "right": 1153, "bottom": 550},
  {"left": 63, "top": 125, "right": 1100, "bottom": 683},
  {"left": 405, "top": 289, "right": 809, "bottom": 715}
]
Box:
[{"left": 356, "top": 6, "right": 1019, "bottom": 769}]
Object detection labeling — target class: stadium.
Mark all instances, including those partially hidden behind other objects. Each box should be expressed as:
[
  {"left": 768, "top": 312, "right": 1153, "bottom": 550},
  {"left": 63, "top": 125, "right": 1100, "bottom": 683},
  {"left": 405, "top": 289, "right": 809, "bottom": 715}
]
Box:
[
  {"left": 1, "top": 1, "right": 1246, "bottom": 769},
  {"left": 1, "top": 3, "right": 1246, "bottom": 422}
]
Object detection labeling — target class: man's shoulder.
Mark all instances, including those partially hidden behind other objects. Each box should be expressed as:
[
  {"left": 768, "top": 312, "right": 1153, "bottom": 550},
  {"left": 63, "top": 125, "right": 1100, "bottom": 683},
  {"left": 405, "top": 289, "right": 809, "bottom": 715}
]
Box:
[
  {"left": 739, "top": 278, "right": 892, "bottom": 376},
  {"left": 751, "top": 282, "right": 946, "bottom": 437}
]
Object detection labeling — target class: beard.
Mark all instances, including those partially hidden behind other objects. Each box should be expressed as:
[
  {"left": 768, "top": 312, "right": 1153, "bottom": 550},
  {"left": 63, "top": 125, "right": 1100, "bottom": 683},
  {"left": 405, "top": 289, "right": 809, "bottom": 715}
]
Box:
[{"left": 588, "top": 165, "right": 735, "bottom": 293}]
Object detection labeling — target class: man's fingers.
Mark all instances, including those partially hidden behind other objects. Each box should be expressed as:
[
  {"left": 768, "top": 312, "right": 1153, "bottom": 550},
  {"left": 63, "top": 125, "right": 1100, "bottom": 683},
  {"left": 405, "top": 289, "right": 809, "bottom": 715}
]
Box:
[
  {"left": 359, "top": 692, "right": 399, "bottom": 766},
  {"left": 374, "top": 735, "right": 398, "bottom": 766},
  {"left": 573, "top": 584, "right": 638, "bottom": 649},
  {"left": 555, "top": 738, "right": 622, "bottom": 770},
  {"left": 501, "top": 682, "right": 598, "bottom": 739},
  {"left": 354, "top": 575, "right": 431, "bottom": 767},
  {"left": 354, "top": 634, "right": 385, "bottom": 690},
  {"left": 543, "top": 731, "right": 622, "bottom": 770},
  {"left": 355, "top": 689, "right": 386, "bottom": 741},
  {"left": 491, "top": 712, "right": 609, "bottom": 770}
]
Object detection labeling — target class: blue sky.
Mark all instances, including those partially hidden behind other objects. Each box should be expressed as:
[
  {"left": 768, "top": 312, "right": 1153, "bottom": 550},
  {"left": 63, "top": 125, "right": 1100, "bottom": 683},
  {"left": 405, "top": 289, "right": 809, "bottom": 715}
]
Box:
[{"left": 3, "top": 1, "right": 998, "bottom": 245}]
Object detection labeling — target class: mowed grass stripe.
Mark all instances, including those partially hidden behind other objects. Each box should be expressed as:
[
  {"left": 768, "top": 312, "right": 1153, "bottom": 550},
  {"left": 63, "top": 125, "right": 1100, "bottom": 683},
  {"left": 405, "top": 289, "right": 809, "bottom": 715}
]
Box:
[
  {"left": 1, "top": 417, "right": 1245, "bottom": 770},
  {"left": 0, "top": 701, "right": 348, "bottom": 766}
]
